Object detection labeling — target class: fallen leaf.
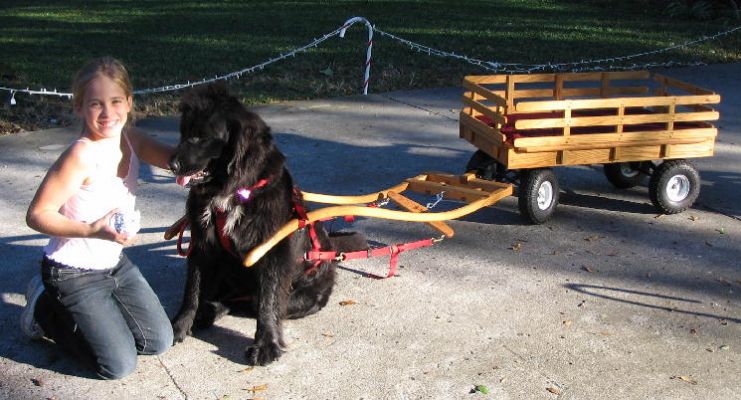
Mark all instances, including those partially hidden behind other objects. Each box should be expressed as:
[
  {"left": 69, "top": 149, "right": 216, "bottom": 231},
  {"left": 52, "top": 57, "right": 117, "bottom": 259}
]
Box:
[
  {"left": 653, "top": 214, "right": 664, "bottom": 219},
  {"left": 241, "top": 366, "right": 254, "bottom": 373},
  {"left": 584, "top": 235, "right": 603, "bottom": 242},
  {"left": 718, "top": 278, "right": 731, "bottom": 286},
  {"left": 245, "top": 384, "right": 269, "bottom": 394},
  {"left": 689, "top": 328, "right": 698, "bottom": 335},
  {"left": 671, "top": 376, "right": 698, "bottom": 385},
  {"left": 716, "top": 228, "right": 725, "bottom": 234},
  {"left": 474, "top": 384, "right": 490, "bottom": 394},
  {"left": 339, "top": 300, "right": 357, "bottom": 306},
  {"left": 720, "top": 345, "right": 730, "bottom": 351},
  {"left": 563, "top": 320, "right": 573, "bottom": 327},
  {"left": 706, "top": 348, "right": 714, "bottom": 352},
  {"left": 510, "top": 242, "right": 522, "bottom": 252},
  {"left": 321, "top": 331, "right": 335, "bottom": 337},
  {"left": 688, "top": 215, "right": 699, "bottom": 221},
  {"left": 546, "top": 386, "right": 561, "bottom": 394},
  {"left": 500, "top": 377, "right": 507, "bottom": 383},
  {"left": 319, "top": 67, "right": 334, "bottom": 77},
  {"left": 581, "top": 266, "right": 594, "bottom": 273}
]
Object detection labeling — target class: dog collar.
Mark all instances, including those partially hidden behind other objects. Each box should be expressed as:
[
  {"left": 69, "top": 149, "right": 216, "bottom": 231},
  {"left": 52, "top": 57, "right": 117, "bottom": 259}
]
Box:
[{"left": 236, "top": 178, "right": 270, "bottom": 203}]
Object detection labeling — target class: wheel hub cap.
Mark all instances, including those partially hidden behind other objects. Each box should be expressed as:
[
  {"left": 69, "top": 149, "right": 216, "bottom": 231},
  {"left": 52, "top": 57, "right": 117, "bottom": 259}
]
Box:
[
  {"left": 666, "top": 175, "right": 690, "bottom": 202},
  {"left": 620, "top": 164, "right": 640, "bottom": 178},
  {"left": 537, "top": 181, "right": 553, "bottom": 210}
]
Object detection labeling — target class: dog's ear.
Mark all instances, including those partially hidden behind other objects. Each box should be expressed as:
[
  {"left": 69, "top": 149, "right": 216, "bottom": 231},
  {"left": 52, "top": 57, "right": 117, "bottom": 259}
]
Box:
[
  {"left": 225, "top": 108, "right": 280, "bottom": 184},
  {"left": 226, "top": 113, "right": 261, "bottom": 171}
]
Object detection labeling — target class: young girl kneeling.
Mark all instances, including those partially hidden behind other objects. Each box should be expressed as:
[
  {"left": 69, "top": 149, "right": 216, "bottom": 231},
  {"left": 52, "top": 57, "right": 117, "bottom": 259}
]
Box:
[{"left": 22, "top": 57, "right": 175, "bottom": 380}]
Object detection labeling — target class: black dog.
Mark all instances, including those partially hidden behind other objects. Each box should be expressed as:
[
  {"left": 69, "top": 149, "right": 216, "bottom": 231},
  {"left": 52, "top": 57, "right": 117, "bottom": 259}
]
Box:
[{"left": 169, "top": 84, "right": 365, "bottom": 365}]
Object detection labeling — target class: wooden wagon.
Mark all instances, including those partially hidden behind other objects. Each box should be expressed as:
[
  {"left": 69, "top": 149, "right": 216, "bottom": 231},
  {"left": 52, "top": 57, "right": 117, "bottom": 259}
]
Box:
[{"left": 459, "top": 70, "right": 721, "bottom": 223}]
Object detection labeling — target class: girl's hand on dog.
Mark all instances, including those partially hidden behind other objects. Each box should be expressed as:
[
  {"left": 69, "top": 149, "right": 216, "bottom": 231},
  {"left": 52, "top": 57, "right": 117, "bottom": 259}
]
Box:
[{"left": 90, "top": 209, "right": 137, "bottom": 245}]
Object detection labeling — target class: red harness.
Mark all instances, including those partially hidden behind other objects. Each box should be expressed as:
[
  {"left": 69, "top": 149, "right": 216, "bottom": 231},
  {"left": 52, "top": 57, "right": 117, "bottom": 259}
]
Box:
[
  {"left": 292, "top": 187, "right": 439, "bottom": 278},
  {"left": 291, "top": 187, "right": 325, "bottom": 274},
  {"left": 177, "top": 182, "right": 439, "bottom": 278},
  {"left": 176, "top": 179, "right": 271, "bottom": 258},
  {"left": 305, "top": 238, "right": 436, "bottom": 278}
]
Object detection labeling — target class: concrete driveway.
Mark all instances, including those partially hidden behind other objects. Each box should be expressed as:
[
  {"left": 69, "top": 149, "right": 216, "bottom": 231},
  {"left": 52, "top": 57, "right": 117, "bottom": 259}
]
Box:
[{"left": 0, "top": 64, "right": 739, "bottom": 399}]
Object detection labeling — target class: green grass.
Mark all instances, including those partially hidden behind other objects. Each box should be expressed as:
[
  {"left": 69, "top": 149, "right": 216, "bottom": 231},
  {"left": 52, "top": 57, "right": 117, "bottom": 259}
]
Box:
[{"left": 1, "top": 0, "right": 739, "bottom": 134}]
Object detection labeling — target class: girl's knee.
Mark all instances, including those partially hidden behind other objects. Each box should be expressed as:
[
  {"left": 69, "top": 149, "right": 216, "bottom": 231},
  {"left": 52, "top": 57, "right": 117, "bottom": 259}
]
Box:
[
  {"left": 145, "top": 335, "right": 172, "bottom": 356},
  {"left": 139, "top": 324, "right": 173, "bottom": 356},
  {"left": 96, "top": 349, "right": 137, "bottom": 380}
]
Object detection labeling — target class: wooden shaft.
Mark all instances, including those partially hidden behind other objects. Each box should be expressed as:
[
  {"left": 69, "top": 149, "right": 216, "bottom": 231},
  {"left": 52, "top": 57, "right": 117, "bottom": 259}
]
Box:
[
  {"left": 301, "top": 179, "right": 417, "bottom": 205},
  {"left": 243, "top": 185, "right": 512, "bottom": 267},
  {"left": 164, "top": 215, "right": 188, "bottom": 240},
  {"left": 386, "top": 191, "right": 455, "bottom": 238}
]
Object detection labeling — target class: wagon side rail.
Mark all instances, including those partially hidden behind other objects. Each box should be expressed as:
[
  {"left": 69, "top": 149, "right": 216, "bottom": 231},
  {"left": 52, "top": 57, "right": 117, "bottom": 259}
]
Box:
[
  {"left": 459, "top": 71, "right": 664, "bottom": 156},
  {"left": 460, "top": 77, "right": 509, "bottom": 150},
  {"left": 463, "top": 71, "right": 653, "bottom": 106},
  {"left": 510, "top": 92, "right": 721, "bottom": 153}
]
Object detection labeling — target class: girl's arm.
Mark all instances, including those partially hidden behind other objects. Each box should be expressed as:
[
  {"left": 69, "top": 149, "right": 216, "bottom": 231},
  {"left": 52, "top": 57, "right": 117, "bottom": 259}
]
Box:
[
  {"left": 26, "top": 141, "right": 131, "bottom": 244},
  {"left": 128, "top": 127, "right": 175, "bottom": 171}
]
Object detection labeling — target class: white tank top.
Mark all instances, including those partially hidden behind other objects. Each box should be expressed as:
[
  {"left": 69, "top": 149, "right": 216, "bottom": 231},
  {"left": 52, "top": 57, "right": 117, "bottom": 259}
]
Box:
[{"left": 44, "top": 134, "right": 139, "bottom": 270}]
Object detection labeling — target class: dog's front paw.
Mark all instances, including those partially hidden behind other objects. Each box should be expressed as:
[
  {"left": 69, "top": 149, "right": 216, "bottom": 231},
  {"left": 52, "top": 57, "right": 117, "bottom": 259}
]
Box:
[
  {"left": 245, "top": 340, "right": 284, "bottom": 366},
  {"left": 171, "top": 320, "right": 192, "bottom": 344}
]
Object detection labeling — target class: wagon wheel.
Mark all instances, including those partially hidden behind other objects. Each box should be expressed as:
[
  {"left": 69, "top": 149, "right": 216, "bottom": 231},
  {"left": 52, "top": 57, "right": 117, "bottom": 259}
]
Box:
[
  {"left": 648, "top": 159, "right": 700, "bottom": 214},
  {"left": 603, "top": 161, "right": 653, "bottom": 189},
  {"left": 465, "top": 150, "right": 499, "bottom": 180},
  {"left": 518, "top": 168, "right": 559, "bottom": 224}
]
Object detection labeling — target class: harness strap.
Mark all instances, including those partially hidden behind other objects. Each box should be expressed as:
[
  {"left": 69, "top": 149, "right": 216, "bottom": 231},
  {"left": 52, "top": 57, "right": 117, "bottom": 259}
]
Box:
[
  {"left": 236, "top": 179, "right": 270, "bottom": 203},
  {"left": 292, "top": 187, "right": 326, "bottom": 274},
  {"left": 215, "top": 178, "right": 273, "bottom": 259},
  {"left": 305, "top": 237, "right": 436, "bottom": 278},
  {"left": 215, "top": 209, "right": 240, "bottom": 258},
  {"left": 292, "top": 187, "right": 309, "bottom": 229}
]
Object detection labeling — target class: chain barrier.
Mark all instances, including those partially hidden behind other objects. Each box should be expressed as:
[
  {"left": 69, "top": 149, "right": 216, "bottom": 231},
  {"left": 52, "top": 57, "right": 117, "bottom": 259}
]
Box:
[
  {"left": 2, "top": 17, "right": 739, "bottom": 103},
  {"left": 374, "top": 24, "right": 741, "bottom": 73}
]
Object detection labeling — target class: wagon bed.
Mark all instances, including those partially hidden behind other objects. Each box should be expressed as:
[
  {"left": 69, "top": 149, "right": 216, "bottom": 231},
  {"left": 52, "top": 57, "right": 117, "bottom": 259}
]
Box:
[{"left": 459, "top": 70, "right": 721, "bottom": 222}]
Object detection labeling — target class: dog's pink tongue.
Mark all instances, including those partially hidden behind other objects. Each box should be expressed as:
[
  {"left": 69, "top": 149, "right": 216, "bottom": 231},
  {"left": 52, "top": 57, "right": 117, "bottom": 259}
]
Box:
[{"left": 176, "top": 175, "right": 191, "bottom": 187}]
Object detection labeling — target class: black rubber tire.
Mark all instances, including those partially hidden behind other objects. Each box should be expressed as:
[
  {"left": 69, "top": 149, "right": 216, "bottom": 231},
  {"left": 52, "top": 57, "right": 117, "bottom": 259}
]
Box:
[
  {"left": 648, "top": 159, "right": 700, "bottom": 214},
  {"left": 518, "top": 168, "right": 559, "bottom": 224},
  {"left": 465, "top": 150, "right": 498, "bottom": 180},
  {"left": 604, "top": 162, "right": 649, "bottom": 189}
]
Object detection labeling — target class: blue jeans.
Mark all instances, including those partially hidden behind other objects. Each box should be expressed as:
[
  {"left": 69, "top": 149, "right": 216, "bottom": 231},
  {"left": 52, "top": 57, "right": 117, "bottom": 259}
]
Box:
[{"left": 37, "top": 254, "right": 173, "bottom": 380}]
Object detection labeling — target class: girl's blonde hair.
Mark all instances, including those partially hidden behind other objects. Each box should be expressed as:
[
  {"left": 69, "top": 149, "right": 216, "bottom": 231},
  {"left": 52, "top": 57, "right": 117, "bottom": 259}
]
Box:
[{"left": 72, "top": 57, "right": 133, "bottom": 114}]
